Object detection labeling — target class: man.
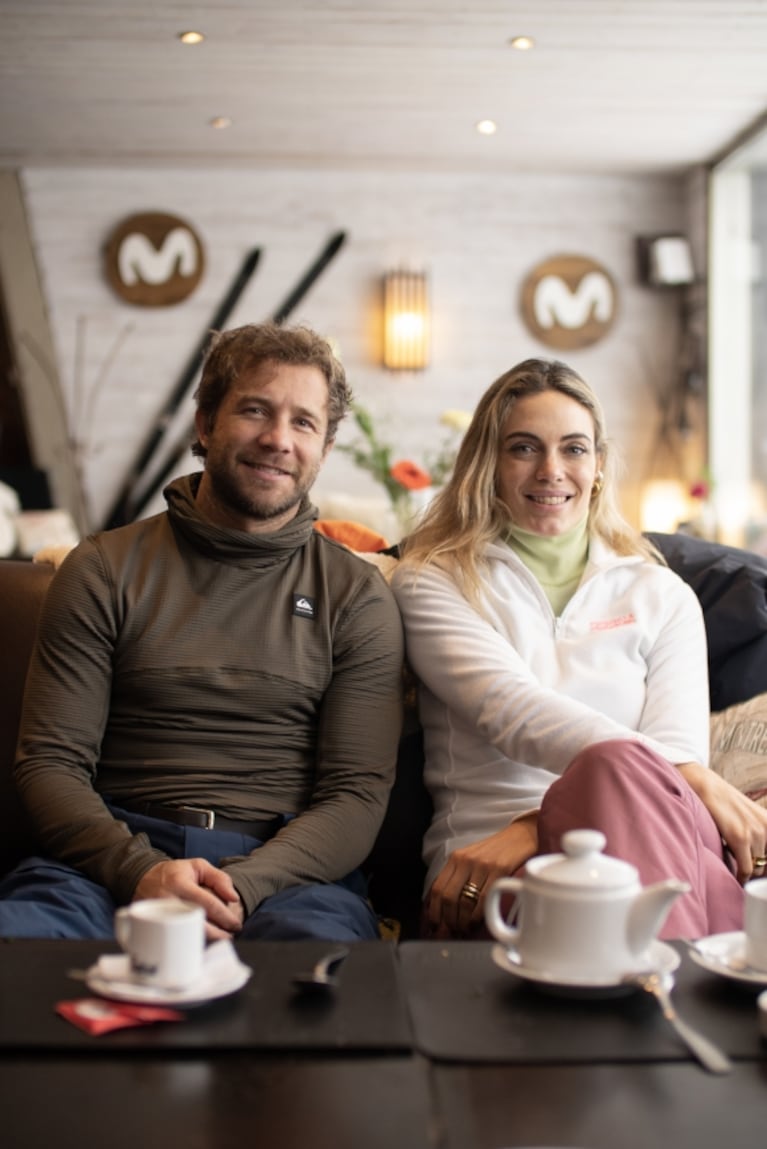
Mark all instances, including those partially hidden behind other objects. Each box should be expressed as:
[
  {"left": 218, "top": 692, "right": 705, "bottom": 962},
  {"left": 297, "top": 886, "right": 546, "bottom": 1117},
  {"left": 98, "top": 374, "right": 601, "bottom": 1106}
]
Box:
[{"left": 0, "top": 322, "right": 404, "bottom": 941}]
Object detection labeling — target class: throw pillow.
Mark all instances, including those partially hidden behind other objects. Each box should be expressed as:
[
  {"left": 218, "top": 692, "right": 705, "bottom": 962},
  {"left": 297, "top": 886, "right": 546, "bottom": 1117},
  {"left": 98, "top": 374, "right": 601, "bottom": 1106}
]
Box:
[
  {"left": 648, "top": 532, "right": 767, "bottom": 711},
  {"left": 710, "top": 693, "right": 767, "bottom": 808},
  {"left": 314, "top": 518, "right": 391, "bottom": 552}
]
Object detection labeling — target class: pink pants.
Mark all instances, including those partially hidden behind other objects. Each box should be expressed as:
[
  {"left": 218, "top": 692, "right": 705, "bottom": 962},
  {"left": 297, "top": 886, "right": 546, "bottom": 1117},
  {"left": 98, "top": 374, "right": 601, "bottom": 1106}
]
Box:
[{"left": 537, "top": 739, "right": 744, "bottom": 939}]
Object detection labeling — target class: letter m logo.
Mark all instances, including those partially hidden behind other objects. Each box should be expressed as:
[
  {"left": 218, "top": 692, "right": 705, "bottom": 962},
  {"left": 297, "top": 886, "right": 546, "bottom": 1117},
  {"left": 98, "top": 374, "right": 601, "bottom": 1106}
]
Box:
[
  {"left": 520, "top": 254, "right": 618, "bottom": 350},
  {"left": 104, "top": 211, "right": 206, "bottom": 307}
]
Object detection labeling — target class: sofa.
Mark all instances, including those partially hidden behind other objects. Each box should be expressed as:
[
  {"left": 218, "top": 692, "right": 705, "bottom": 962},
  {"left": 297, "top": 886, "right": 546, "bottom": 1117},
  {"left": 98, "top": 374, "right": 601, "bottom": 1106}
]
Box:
[{"left": 1, "top": 531, "right": 767, "bottom": 939}]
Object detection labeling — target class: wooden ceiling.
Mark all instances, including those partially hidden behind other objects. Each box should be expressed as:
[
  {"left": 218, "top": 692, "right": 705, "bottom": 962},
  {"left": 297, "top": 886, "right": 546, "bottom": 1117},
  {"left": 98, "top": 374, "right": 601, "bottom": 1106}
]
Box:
[{"left": 2, "top": 1, "right": 767, "bottom": 174}]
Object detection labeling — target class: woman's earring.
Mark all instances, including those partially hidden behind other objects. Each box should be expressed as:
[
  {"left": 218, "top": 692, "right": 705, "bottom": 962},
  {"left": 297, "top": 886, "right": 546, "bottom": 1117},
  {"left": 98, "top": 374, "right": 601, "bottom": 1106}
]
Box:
[{"left": 591, "top": 470, "right": 604, "bottom": 497}]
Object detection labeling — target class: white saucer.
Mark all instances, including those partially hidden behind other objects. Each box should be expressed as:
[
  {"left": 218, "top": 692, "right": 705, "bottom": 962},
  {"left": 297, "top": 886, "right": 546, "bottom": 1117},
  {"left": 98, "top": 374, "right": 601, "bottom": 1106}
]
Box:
[
  {"left": 84, "top": 941, "right": 252, "bottom": 1006},
  {"left": 491, "top": 940, "right": 681, "bottom": 998},
  {"left": 689, "top": 931, "right": 767, "bottom": 987}
]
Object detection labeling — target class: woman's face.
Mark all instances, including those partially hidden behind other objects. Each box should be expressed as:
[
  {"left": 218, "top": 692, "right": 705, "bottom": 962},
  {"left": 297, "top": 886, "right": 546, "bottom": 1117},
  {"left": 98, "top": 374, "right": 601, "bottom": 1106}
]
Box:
[{"left": 496, "top": 389, "right": 601, "bottom": 536}]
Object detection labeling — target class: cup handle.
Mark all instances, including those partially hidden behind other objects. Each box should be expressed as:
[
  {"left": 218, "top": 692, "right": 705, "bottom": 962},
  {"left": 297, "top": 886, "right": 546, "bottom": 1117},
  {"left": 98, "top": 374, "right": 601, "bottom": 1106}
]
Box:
[
  {"left": 484, "top": 877, "right": 524, "bottom": 946},
  {"left": 114, "top": 906, "right": 132, "bottom": 951}
]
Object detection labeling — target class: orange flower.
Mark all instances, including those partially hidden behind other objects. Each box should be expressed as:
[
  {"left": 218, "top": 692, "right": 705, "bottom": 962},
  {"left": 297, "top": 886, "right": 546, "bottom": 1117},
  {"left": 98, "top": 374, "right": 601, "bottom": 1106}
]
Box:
[{"left": 391, "top": 460, "right": 432, "bottom": 491}]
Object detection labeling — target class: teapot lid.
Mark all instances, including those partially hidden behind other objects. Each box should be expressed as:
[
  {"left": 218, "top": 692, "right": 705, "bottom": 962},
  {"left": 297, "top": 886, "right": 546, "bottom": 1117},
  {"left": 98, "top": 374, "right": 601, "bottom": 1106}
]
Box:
[{"left": 537, "top": 829, "right": 637, "bottom": 889}]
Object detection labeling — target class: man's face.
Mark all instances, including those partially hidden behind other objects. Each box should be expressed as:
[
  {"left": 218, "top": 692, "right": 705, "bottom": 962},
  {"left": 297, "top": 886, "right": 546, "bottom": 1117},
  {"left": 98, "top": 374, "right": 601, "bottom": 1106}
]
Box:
[{"left": 194, "top": 360, "right": 332, "bottom": 533}]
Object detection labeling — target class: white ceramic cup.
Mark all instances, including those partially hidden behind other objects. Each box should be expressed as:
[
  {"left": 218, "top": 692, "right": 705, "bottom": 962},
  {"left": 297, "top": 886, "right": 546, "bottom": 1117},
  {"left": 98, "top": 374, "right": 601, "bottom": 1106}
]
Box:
[
  {"left": 115, "top": 897, "right": 206, "bottom": 990},
  {"left": 744, "top": 878, "right": 767, "bottom": 971}
]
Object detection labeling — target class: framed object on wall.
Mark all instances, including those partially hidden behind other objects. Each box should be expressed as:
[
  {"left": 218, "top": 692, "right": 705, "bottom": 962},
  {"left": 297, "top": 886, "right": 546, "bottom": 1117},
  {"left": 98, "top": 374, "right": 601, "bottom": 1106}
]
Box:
[
  {"left": 103, "top": 212, "right": 205, "bottom": 306},
  {"left": 636, "top": 234, "right": 695, "bottom": 287},
  {"left": 520, "top": 253, "right": 618, "bottom": 350}
]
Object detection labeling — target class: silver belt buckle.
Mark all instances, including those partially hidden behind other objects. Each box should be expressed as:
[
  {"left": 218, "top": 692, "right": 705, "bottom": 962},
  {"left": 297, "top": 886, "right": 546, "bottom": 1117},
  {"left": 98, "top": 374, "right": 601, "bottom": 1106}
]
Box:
[{"left": 180, "top": 804, "right": 216, "bottom": 830}]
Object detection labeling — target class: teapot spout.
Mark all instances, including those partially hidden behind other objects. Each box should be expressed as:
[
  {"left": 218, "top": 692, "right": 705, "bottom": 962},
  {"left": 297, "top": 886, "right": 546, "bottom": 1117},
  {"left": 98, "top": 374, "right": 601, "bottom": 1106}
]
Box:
[{"left": 627, "top": 879, "right": 690, "bottom": 956}]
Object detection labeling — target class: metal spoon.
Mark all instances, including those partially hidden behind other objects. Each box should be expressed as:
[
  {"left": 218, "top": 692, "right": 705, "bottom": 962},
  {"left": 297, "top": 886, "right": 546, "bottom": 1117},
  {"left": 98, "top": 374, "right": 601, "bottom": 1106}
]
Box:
[
  {"left": 292, "top": 947, "right": 350, "bottom": 993},
  {"left": 627, "top": 970, "right": 733, "bottom": 1075}
]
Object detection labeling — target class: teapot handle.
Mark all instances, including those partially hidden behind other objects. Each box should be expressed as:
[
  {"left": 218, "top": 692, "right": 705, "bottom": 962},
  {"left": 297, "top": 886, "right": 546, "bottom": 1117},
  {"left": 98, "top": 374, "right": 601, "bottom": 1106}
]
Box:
[{"left": 484, "top": 877, "right": 524, "bottom": 946}]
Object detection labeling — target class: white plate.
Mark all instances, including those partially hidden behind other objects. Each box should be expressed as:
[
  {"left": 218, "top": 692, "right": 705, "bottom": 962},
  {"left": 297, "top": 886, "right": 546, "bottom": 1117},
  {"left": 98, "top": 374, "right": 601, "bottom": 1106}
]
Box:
[
  {"left": 491, "top": 940, "right": 681, "bottom": 998},
  {"left": 84, "top": 949, "right": 252, "bottom": 1007},
  {"left": 689, "top": 931, "right": 767, "bottom": 987}
]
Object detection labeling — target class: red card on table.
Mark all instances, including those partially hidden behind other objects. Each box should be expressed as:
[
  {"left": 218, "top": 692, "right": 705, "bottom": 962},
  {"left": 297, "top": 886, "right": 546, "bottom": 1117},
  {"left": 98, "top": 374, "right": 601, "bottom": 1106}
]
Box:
[{"left": 56, "top": 998, "right": 185, "bottom": 1035}]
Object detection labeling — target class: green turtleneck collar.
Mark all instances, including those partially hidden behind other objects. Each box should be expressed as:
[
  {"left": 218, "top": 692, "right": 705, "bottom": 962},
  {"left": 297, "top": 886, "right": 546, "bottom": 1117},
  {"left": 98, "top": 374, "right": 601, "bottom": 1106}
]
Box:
[{"left": 504, "top": 517, "right": 589, "bottom": 615}]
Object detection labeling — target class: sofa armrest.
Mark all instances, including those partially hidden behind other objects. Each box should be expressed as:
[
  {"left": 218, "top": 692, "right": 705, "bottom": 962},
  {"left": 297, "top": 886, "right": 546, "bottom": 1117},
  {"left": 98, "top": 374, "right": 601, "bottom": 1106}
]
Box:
[{"left": 0, "top": 560, "right": 55, "bottom": 874}]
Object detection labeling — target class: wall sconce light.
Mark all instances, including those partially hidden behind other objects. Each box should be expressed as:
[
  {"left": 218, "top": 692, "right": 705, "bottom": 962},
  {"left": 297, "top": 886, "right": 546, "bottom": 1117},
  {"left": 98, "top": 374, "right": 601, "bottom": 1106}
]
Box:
[{"left": 383, "top": 270, "right": 430, "bottom": 370}]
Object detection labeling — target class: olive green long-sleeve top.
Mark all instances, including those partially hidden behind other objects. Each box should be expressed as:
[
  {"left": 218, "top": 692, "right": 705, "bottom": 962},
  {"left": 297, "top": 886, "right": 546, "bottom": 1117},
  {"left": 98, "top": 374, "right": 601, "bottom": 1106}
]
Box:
[{"left": 14, "top": 476, "right": 405, "bottom": 915}]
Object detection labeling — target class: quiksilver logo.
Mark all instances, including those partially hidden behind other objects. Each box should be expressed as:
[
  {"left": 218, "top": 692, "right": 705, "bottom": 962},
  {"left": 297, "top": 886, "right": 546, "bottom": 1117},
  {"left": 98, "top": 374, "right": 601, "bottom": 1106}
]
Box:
[{"left": 293, "top": 594, "right": 316, "bottom": 619}]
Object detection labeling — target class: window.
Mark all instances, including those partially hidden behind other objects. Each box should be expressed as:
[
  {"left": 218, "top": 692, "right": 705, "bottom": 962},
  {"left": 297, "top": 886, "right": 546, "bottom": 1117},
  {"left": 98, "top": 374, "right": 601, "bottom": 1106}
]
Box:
[{"left": 709, "top": 122, "right": 767, "bottom": 548}]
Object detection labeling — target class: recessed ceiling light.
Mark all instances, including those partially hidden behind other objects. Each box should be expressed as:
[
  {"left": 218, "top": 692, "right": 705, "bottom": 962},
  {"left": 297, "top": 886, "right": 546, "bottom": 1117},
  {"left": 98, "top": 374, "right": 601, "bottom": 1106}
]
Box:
[
  {"left": 179, "top": 31, "right": 205, "bottom": 45},
  {"left": 210, "top": 116, "right": 232, "bottom": 130},
  {"left": 476, "top": 120, "right": 497, "bottom": 136},
  {"left": 509, "top": 35, "right": 535, "bottom": 51}
]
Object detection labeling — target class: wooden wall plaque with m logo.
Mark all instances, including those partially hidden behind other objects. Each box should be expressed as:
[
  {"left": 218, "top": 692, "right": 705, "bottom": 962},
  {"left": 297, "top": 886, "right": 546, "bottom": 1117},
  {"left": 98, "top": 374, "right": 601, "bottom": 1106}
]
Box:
[
  {"left": 104, "top": 212, "right": 205, "bottom": 307},
  {"left": 520, "top": 254, "right": 618, "bottom": 350}
]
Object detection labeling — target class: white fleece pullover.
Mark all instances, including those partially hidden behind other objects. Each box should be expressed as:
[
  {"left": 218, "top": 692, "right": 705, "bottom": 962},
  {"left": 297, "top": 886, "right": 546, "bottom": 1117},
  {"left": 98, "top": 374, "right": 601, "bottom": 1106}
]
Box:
[{"left": 391, "top": 537, "right": 711, "bottom": 892}]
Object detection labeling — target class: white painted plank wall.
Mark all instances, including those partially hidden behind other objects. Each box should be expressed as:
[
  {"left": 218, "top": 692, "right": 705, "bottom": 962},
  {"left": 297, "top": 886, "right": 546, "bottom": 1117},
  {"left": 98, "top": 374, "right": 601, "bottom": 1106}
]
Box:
[{"left": 20, "top": 166, "right": 692, "bottom": 536}]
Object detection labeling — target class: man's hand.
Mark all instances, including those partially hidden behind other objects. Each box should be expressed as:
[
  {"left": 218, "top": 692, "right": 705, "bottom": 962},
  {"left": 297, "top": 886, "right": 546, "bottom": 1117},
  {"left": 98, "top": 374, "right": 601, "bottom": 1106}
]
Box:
[
  {"left": 425, "top": 813, "right": 538, "bottom": 938},
  {"left": 133, "top": 858, "right": 244, "bottom": 940}
]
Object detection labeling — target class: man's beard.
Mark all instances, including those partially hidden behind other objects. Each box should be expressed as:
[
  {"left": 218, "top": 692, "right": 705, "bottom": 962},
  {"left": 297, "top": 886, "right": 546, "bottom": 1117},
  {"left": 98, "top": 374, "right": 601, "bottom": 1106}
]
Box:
[{"left": 206, "top": 454, "right": 320, "bottom": 525}]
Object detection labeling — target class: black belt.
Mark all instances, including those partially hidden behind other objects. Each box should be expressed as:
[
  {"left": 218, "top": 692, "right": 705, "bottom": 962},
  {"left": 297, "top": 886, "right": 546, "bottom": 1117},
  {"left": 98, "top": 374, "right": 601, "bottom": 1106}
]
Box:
[{"left": 116, "top": 800, "right": 283, "bottom": 838}]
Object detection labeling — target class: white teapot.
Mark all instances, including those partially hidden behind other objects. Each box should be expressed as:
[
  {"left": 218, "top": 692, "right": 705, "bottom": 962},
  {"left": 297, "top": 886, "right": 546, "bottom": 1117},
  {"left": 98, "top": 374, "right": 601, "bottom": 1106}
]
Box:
[{"left": 484, "top": 829, "right": 689, "bottom": 981}]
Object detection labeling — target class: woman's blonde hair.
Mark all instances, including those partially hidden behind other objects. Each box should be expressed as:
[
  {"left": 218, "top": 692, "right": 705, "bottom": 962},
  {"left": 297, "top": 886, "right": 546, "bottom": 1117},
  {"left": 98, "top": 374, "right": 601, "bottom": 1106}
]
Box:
[{"left": 400, "top": 358, "right": 661, "bottom": 598}]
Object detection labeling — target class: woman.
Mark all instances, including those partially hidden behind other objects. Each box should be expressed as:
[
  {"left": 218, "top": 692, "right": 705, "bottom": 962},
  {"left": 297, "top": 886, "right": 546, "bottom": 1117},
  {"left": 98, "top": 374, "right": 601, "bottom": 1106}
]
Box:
[{"left": 391, "top": 358, "right": 767, "bottom": 940}]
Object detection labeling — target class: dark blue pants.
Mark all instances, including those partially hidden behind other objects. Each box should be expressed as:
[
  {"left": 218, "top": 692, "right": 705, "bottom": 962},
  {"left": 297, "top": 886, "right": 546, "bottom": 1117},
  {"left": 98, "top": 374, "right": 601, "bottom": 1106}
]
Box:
[{"left": 0, "top": 806, "right": 380, "bottom": 942}]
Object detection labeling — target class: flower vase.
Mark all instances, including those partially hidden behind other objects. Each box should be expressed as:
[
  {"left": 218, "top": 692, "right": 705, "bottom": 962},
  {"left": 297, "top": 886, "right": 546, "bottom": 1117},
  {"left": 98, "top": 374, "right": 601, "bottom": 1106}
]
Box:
[{"left": 392, "top": 486, "right": 435, "bottom": 539}]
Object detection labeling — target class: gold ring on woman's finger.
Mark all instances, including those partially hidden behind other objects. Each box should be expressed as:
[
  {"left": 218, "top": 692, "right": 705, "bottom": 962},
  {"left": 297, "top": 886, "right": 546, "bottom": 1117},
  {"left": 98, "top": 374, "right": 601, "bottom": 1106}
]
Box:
[
  {"left": 753, "top": 855, "right": 767, "bottom": 869},
  {"left": 460, "top": 881, "right": 482, "bottom": 902}
]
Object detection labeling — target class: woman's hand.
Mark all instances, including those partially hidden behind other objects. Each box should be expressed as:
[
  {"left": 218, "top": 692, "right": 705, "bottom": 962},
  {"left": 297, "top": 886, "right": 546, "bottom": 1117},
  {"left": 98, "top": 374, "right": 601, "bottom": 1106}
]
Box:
[
  {"left": 677, "top": 761, "right": 767, "bottom": 882},
  {"left": 424, "top": 813, "right": 538, "bottom": 938}
]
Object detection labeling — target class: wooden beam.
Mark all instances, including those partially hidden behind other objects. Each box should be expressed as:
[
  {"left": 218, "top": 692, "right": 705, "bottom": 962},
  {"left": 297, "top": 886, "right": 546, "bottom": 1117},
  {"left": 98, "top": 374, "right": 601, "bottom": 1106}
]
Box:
[{"left": 0, "top": 172, "right": 88, "bottom": 533}]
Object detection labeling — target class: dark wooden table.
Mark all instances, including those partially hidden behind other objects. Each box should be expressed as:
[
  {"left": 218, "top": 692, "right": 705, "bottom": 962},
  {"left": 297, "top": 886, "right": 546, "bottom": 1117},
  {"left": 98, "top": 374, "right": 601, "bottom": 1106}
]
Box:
[
  {"left": 1, "top": 938, "right": 765, "bottom": 1149},
  {"left": 0, "top": 938, "right": 434, "bottom": 1149},
  {"left": 432, "top": 1060, "right": 767, "bottom": 1149},
  {"left": 398, "top": 941, "right": 767, "bottom": 1149},
  {"left": 1, "top": 1055, "right": 436, "bottom": 1149}
]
